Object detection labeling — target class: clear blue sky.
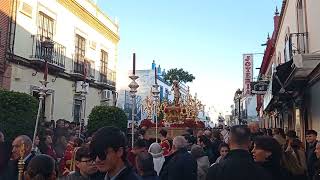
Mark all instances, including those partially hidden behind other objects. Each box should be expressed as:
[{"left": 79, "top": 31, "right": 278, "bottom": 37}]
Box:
[{"left": 98, "top": 0, "right": 283, "bottom": 117}]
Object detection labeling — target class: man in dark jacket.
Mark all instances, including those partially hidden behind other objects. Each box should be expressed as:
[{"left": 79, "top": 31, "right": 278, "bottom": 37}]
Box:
[
  {"left": 206, "top": 125, "right": 271, "bottom": 180},
  {"left": 7, "top": 135, "right": 36, "bottom": 180},
  {"left": 306, "top": 130, "right": 318, "bottom": 179},
  {"left": 90, "top": 126, "right": 141, "bottom": 180},
  {"left": 159, "top": 136, "right": 197, "bottom": 180}
]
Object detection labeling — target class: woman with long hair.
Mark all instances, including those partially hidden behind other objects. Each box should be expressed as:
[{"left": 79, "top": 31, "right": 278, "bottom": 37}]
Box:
[
  {"left": 25, "top": 154, "right": 56, "bottom": 180},
  {"left": 39, "top": 134, "right": 57, "bottom": 160},
  {"left": 251, "top": 136, "right": 288, "bottom": 180}
]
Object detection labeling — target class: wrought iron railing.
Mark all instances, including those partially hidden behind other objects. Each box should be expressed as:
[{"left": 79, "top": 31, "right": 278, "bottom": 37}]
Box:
[
  {"left": 31, "top": 34, "right": 66, "bottom": 68},
  {"left": 98, "top": 68, "right": 116, "bottom": 87},
  {"left": 284, "top": 32, "right": 308, "bottom": 62},
  {"left": 72, "top": 60, "right": 95, "bottom": 78}
]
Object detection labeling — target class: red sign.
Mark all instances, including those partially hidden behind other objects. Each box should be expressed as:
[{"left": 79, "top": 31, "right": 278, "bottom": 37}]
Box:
[{"left": 243, "top": 54, "right": 253, "bottom": 96}]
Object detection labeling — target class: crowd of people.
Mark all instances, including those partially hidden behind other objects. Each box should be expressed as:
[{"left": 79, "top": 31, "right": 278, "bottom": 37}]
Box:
[{"left": 1, "top": 120, "right": 320, "bottom": 180}]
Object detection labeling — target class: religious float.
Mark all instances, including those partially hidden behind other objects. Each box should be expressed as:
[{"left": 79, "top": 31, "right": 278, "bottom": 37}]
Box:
[{"left": 141, "top": 80, "right": 205, "bottom": 138}]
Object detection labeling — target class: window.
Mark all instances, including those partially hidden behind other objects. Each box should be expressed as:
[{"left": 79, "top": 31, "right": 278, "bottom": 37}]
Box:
[
  {"left": 75, "top": 34, "right": 86, "bottom": 62},
  {"left": 297, "top": 0, "right": 306, "bottom": 33},
  {"left": 284, "top": 35, "right": 291, "bottom": 62},
  {"left": 73, "top": 99, "right": 82, "bottom": 122},
  {"left": 38, "top": 12, "right": 54, "bottom": 39},
  {"left": 100, "top": 50, "right": 108, "bottom": 74}
]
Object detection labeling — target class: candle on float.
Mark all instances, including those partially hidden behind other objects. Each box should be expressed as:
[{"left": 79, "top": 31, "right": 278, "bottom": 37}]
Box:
[
  {"left": 133, "top": 53, "right": 136, "bottom": 75},
  {"left": 155, "top": 67, "right": 157, "bottom": 84}
]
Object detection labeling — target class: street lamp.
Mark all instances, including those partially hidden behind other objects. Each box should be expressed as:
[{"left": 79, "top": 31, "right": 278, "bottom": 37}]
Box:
[
  {"left": 128, "top": 53, "right": 139, "bottom": 148},
  {"left": 152, "top": 67, "right": 160, "bottom": 141},
  {"left": 236, "top": 89, "right": 242, "bottom": 125},
  {"left": 32, "top": 37, "right": 54, "bottom": 150}
]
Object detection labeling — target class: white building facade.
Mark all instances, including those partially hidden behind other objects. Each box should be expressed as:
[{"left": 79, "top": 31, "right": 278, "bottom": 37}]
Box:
[
  {"left": 6, "top": 0, "right": 119, "bottom": 123},
  {"left": 259, "top": 0, "right": 320, "bottom": 140}
]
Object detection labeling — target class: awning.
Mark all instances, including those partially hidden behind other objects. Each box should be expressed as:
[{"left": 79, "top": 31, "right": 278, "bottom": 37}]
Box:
[
  {"left": 272, "top": 60, "right": 292, "bottom": 94},
  {"left": 272, "top": 54, "right": 320, "bottom": 95}
]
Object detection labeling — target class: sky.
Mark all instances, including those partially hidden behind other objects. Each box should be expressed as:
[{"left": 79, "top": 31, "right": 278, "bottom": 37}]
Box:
[{"left": 98, "top": 0, "right": 283, "bottom": 120}]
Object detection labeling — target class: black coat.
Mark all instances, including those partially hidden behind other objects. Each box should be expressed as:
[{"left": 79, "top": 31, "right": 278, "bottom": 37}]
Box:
[
  {"left": 206, "top": 149, "right": 272, "bottom": 180},
  {"left": 5, "top": 153, "right": 36, "bottom": 180},
  {"left": 112, "top": 166, "right": 141, "bottom": 180},
  {"left": 258, "top": 161, "right": 290, "bottom": 180},
  {"left": 307, "top": 141, "right": 318, "bottom": 177},
  {"left": 159, "top": 148, "right": 197, "bottom": 180},
  {"left": 141, "top": 170, "right": 160, "bottom": 180}
]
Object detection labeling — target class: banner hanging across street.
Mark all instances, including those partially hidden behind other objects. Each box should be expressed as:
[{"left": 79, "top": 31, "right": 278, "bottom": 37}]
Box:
[{"left": 243, "top": 54, "right": 253, "bottom": 96}]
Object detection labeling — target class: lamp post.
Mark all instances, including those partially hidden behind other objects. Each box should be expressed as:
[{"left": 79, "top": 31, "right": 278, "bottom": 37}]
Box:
[
  {"left": 152, "top": 67, "right": 160, "bottom": 141},
  {"left": 32, "top": 37, "right": 54, "bottom": 150},
  {"left": 79, "top": 81, "right": 87, "bottom": 138},
  {"left": 236, "top": 89, "right": 242, "bottom": 125},
  {"left": 129, "top": 53, "right": 139, "bottom": 148}
]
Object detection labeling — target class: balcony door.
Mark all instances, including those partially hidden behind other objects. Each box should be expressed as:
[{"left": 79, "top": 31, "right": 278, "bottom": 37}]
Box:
[
  {"left": 296, "top": 0, "right": 308, "bottom": 53},
  {"left": 38, "top": 12, "right": 54, "bottom": 39},
  {"left": 100, "top": 50, "right": 108, "bottom": 82},
  {"left": 297, "top": 0, "right": 306, "bottom": 33},
  {"left": 74, "top": 34, "right": 86, "bottom": 74}
]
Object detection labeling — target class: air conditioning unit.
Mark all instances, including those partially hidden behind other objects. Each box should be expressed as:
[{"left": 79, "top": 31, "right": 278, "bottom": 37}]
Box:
[
  {"left": 75, "top": 81, "right": 89, "bottom": 93},
  {"left": 101, "top": 90, "right": 111, "bottom": 101}
]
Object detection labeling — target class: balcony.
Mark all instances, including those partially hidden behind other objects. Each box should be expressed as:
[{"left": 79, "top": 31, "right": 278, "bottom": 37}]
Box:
[
  {"left": 284, "top": 32, "right": 308, "bottom": 62},
  {"left": 70, "top": 60, "right": 95, "bottom": 80},
  {"left": 96, "top": 68, "right": 116, "bottom": 87},
  {"left": 30, "top": 35, "right": 66, "bottom": 71}
]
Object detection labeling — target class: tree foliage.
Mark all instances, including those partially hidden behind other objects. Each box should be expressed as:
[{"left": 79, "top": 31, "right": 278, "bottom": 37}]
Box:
[
  {"left": 163, "top": 68, "right": 195, "bottom": 85},
  {"left": 0, "top": 90, "right": 38, "bottom": 142},
  {"left": 87, "top": 106, "right": 128, "bottom": 134}
]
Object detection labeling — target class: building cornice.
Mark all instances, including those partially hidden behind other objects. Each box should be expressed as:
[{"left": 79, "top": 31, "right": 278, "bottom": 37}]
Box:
[{"left": 57, "top": 0, "right": 120, "bottom": 44}]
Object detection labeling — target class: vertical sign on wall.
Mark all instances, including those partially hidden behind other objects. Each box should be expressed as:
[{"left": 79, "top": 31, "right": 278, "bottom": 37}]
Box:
[{"left": 243, "top": 54, "right": 253, "bottom": 96}]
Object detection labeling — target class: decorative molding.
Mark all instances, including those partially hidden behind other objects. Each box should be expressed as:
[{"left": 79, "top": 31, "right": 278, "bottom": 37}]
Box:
[{"left": 57, "top": 0, "right": 120, "bottom": 44}]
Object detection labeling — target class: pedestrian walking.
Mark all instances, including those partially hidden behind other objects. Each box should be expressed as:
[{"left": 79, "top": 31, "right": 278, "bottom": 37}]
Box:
[
  {"left": 215, "top": 143, "right": 229, "bottom": 164},
  {"left": 191, "top": 145, "right": 210, "bottom": 180},
  {"left": 0, "top": 142, "right": 11, "bottom": 179},
  {"left": 197, "top": 135, "right": 214, "bottom": 164},
  {"left": 90, "top": 126, "right": 141, "bottom": 180},
  {"left": 7, "top": 135, "right": 36, "bottom": 180},
  {"left": 159, "top": 136, "right": 197, "bottom": 180},
  {"left": 206, "top": 125, "right": 271, "bottom": 180},
  {"left": 39, "top": 134, "right": 57, "bottom": 160},
  {"left": 252, "top": 136, "right": 289, "bottom": 180},
  {"left": 273, "top": 128, "right": 286, "bottom": 147},
  {"left": 306, "top": 130, "right": 318, "bottom": 178},
  {"left": 148, "top": 143, "right": 165, "bottom": 175},
  {"left": 159, "top": 129, "right": 171, "bottom": 156},
  {"left": 312, "top": 142, "right": 320, "bottom": 180},
  {"left": 283, "top": 137, "right": 308, "bottom": 180},
  {"left": 25, "top": 154, "right": 56, "bottom": 180},
  {"left": 60, "top": 146, "right": 104, "bottom": 180},
  {"left": 136, "top": 151, "right": 159, "bottom": 180}
]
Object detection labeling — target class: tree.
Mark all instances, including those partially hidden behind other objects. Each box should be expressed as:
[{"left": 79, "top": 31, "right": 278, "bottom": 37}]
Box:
[
  {"left": 0, "top": 90, "right": 38, "bottom": 142},
  {"left": 87, "top": 106, "right": 128, "bottom": 134},
  {"left": 163, "top": 68, "right": 195, "bottom": 85}
]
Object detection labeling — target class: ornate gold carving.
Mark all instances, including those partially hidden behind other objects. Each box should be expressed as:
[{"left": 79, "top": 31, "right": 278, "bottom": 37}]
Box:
[{"left": 18, "top": 143, "right": 25, "bottom": 180}]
